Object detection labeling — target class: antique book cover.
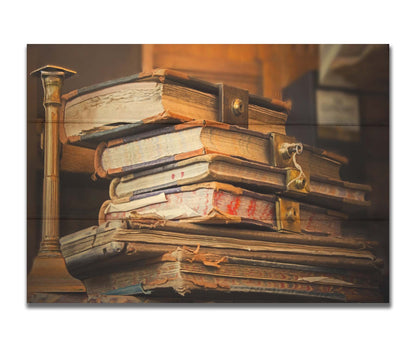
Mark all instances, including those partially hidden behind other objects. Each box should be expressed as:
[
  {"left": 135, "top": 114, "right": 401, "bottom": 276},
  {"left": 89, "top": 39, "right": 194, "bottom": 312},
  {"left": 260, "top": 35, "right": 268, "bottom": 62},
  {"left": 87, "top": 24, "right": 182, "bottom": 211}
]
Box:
[
  {"left": 109, "top": 153, "right": 370, "bottom": 211},
  {"left": 60, "top": 69, "right": 291, "bottom": 147},
  {"left": 94, "top": 120, "right": 344, "bottom": 179},
  {"left": 84, "top": 247, "right": 382, "bottom": 302},
  {"left": 59, "top": 223, "right": 382, "bottom": 302},
  {"left": 98, "top": 181, "right": 347, "bottom": 235}
]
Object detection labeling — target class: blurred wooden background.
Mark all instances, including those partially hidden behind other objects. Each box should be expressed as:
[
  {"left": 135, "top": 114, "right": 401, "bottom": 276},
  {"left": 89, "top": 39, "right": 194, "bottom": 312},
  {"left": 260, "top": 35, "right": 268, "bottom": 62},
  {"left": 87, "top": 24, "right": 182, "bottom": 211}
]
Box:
[{"left": 142, "top": 44, "right": 319, "bottom": 98}]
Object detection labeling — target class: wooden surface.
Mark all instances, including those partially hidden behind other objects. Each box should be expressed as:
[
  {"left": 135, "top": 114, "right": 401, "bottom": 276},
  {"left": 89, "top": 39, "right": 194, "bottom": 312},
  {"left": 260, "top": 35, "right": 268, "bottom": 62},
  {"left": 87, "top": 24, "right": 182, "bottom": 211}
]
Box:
[
  {"left": 143, "top": 44, "right": 319, "bottom": 99},
  {"left": 28, "top": 291, "right": 383, "bottom": 304},
  {"left": 60, "top": 145, "right": 95, "bottom": 173}
]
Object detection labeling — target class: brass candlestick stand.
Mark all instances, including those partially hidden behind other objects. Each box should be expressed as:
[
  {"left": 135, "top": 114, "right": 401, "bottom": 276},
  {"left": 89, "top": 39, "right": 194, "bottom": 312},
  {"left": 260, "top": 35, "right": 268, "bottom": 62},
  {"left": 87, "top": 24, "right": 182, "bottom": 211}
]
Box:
[{"left": 28, "top": 65, "right": 85, "bottom": 296}]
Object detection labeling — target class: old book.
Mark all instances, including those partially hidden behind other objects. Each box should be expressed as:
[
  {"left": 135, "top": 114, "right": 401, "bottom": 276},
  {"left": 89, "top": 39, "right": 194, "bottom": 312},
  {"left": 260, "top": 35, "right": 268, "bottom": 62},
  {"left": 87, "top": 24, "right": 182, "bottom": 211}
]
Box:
[
  {"left": 60, "top": 69, "right": 290, "bottom": 148},
  {"left": 109, "top": 153, "right": 370, "bottom": 211},
  {"left": 60, "top": 223, "right": 380, "bottom": 276},
  {"left": 81, "top": 247, "right": 382, "bottom": 302},
  {"left": 59, "top": 227, "right": 381, "bottom": 302},
  {"left": 94, "top": 120, "right": 344, "bottom": 179},
  {"left": 126, "top": 220, "right": 378, "bottom": 249},
  {"left": 59, "top": 221, "right": 377, "bottom": 264},
  {"left": 98, "top": 182, "right": 347, "bottom": 236}
]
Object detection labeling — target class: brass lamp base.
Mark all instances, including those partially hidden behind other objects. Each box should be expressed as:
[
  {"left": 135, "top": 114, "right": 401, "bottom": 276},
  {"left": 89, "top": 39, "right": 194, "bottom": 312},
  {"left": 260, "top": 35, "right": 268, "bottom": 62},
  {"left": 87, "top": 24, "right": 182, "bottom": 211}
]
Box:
[{"left": 27, "top": 253, "right": 86, "bottom": 296}]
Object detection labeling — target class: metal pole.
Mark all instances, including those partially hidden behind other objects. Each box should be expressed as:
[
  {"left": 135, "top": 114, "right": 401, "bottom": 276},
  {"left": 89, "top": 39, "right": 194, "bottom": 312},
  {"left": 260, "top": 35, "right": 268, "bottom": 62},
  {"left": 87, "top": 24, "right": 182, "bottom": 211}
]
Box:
[
  {"left": 28, "top": 65, "right": 85, "bottom": 297},
  {"left": 40, "top": 70, "right": 64, "bottom": 253}
]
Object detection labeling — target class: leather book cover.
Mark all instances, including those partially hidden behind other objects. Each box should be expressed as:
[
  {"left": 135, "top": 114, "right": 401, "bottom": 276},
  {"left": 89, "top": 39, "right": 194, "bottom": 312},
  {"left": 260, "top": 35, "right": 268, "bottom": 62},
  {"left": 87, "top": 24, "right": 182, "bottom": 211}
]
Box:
[
  {"left": 108, "top": 153, "right": 370, "bottom": 211},
  {"left": 93, "top": 119, "right": 347, "bottom": 181},
  {"left": 60, "top": 68, "right": 291, "bottom": 148}
]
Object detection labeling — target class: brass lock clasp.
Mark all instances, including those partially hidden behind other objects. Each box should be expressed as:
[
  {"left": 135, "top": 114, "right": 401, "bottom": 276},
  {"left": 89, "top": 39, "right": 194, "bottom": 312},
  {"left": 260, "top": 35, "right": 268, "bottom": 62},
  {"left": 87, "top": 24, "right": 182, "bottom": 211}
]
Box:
[
  {"left": 275, "top": 198, "right": 301, "bottom": 233},
  {"left": 218, "top": 84, "right": 249, "bottom": 128}
]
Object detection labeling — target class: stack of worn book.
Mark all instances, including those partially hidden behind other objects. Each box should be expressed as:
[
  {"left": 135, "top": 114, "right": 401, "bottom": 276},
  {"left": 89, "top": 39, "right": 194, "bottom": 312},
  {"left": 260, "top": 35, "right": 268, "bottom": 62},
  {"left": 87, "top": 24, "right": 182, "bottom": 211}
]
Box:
[{"left": 59, "top": 69, "right": 382, "bottom": 302}]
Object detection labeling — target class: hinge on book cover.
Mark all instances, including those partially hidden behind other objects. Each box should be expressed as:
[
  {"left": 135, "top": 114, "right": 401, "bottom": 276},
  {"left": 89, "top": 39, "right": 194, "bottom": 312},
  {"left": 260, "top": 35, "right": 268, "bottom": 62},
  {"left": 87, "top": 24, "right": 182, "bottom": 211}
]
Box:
[
  {"left": 218, "top": 84, "right": 249, "bottom": 128},
  {"left": 275, "top": 198, "right": 301, "bottom": 233}
]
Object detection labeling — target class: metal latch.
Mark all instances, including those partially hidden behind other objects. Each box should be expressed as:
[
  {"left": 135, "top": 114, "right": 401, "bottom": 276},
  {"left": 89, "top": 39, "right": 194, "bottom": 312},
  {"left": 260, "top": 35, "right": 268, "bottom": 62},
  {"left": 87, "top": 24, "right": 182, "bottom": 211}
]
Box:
[
  {"left": 275, "top": 198, "right": 301, "bottom": 233},
  {"left": 269, "top": 132, "right": 310, "bottom": 194},
  {"left": 286, "top": 168, "right": 310, "bottom": 194},
  {"left": 269, "top": 132, "right": 298, "bottom": 167},
  {"left": 218, "top": 84, "right": 249, "bottom": 128}
]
